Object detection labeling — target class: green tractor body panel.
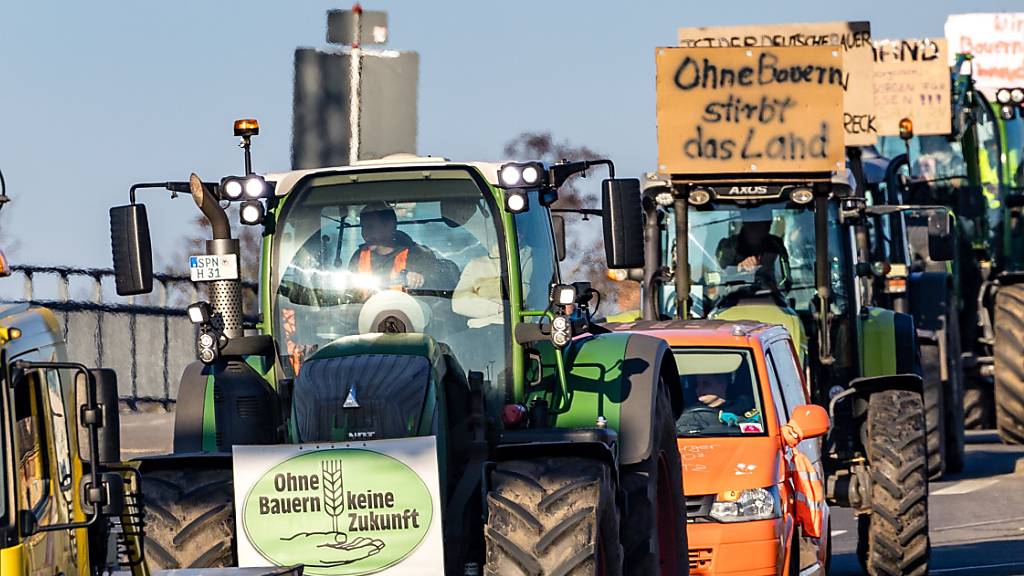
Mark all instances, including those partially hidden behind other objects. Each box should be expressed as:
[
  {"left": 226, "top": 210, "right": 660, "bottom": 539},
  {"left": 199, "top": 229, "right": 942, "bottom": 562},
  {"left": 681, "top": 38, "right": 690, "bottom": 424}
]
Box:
[
  {"left": 714, "top": 303, "right": 807, "bottom": 364},
  {"left": 556, "top": 332, "right": 630, "bottom": 432},
  {"left": 859, "top": 306, "right": 898, "bottom": 377}
]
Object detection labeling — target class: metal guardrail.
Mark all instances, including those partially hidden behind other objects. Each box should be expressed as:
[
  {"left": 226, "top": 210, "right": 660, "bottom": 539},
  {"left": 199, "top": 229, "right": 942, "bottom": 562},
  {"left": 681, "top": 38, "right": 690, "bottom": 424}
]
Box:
[{"left": 2, "top": 265, "right": 257, "bottom": 408}]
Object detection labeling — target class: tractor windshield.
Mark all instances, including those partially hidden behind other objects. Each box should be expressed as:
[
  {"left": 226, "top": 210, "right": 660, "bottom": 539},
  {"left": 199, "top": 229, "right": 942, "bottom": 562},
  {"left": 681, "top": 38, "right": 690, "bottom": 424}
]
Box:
[
  {"left": 660, "top": 200, "right": 848, "bottom": 318},
  {"left": 272, "top": 168, "right": 509, "bottom": 383},
  {"left": 673, "top": 348, "right": 766, "bottom": 437}
]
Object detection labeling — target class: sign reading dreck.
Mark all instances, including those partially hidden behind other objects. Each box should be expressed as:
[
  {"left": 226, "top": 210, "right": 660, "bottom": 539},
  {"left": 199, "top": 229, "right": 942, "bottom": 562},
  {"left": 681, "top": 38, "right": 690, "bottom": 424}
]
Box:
[
  {"left": 234, "top": 437, "right": 444, "bottom": 576},
  {"left": 656, "top": 45, "right": 844, "bottom": 176}
]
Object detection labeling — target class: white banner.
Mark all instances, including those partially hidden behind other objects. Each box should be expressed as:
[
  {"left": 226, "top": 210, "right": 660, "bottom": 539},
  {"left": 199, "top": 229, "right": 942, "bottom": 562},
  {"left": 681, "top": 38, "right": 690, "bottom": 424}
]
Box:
[
  {"left": 945, "top": 13, "right": 1024, "bottom": 96},
  {"left": 233, "top": 437, "right": 444, "bottom": 576}
]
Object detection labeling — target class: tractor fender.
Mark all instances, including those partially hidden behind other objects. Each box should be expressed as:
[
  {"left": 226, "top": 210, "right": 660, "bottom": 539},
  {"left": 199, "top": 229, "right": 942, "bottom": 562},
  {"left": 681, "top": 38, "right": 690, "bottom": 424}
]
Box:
[
  {"left": 844, "top": 373, "right": 924, "bottom": 422},
  {"left": 563, "top": 332, "right": 681, "bottom": 466},
  {"left": 909, "top": 270, "right": 955, "bottom": 336},
  {"left": 172, "top": 360, "right": 210, "bottom": 453},
  {"left": 859, "top": 306, "right": 920, "bottom": 378},
  {"left": 131, "top": 451, "right": 234, "bottom": 473}
]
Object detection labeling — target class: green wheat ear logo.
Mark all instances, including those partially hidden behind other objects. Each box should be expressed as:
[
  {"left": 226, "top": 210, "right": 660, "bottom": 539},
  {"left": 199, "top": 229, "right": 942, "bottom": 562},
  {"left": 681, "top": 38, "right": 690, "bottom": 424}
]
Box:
[{"left": 322, "top": 459, "right": 344, "bottom": 532}]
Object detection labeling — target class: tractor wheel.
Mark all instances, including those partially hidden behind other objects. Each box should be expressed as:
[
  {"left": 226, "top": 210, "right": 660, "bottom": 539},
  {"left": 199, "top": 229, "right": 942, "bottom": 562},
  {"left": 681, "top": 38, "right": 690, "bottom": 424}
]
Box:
[
  {"left": 943, "top": 309, "right": 966, "bottom": 474},
  {"left": 142, "top": 467, "right": 235, "bottom": 570},
  {"left": 963, "top": 381, "right": 994, "bottom": 430},
  {"left": 856, "top": 390, "right": 929, "bottom": 576},
  {"left": 994, "top": 283, "right": 1024, "bottom": 444},
  {"left": 620, "top": 383, "right": 687, "bottom": 576},
  {"left": 485, "top": 457, "right": 623, "bottom": 576},
  {"left": 919, "top": 342, "right": 947, "bottom": 478}
]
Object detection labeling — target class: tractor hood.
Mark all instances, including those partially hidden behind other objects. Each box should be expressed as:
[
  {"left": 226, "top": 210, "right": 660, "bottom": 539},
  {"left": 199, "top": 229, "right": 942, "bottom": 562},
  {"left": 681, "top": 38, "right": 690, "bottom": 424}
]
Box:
[{"left": 678, "top": 436, "right": 783, "bottom": 495}]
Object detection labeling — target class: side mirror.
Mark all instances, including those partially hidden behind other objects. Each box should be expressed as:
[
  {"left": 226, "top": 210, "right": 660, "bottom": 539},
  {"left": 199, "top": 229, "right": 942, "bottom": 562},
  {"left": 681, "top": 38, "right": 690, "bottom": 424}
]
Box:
[
  {"left": 551, "top": 215, "right": 567, "bottom": 262},
  {"left": 785, "top": 404, "right": 830, "bottom": 446},
  {"left": 602, "top": 178, "right": 644, "bottom": 269},
  {"left": 93, "top": 369, "right": 121, "bottom": 464},
  {"left": 927, "top": 211, "right": 955, "bottom": 262},
  {"left": 109, "top": 204, "right": 153, "bottom": 296}
]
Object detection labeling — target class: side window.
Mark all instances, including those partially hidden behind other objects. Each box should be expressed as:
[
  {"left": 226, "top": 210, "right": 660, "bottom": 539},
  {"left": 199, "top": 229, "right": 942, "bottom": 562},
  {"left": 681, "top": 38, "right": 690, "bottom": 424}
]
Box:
[
  {"left": 764, "top": 351, "right": 790, "bottom": 426},
  {"left": 770, "top": 340, "right": 808, "bottom": 413},
  {"left": 514, "top": 209, "right": 559, "bottom": 312},
  {"left": 44, "top": 369, "right": 74, "bottom": 498},
  {"left": 14, "top": 372, "right": 50, "bottom": 517}
]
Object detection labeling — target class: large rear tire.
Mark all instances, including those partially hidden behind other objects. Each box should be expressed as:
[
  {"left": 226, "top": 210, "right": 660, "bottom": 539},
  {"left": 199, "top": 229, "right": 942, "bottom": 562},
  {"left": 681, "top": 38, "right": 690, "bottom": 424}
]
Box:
[
  {"left": 485, "top": 457, "right": 623, "bottom": 576},
  {"left": 919, "top": 343, "right": 947, "bottom": 478},
  {"left": 856, "top": 390, "right": 929, "bottom": 576},
  {"left": 620, "top": 382, "right": 687, "bottom": 576},
  {"left": 994, "top": 283, "right": 1024, "bottom": 444},
  {"left": 142, "top": 467, "right": 235, "bottom": 570}
]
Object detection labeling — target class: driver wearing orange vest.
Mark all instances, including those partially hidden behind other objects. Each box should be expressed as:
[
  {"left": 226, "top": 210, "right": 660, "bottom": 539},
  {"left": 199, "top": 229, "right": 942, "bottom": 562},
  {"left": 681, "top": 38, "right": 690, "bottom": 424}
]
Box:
[{"left": 348, "top": 202, "right": 436, "bottom": 291}]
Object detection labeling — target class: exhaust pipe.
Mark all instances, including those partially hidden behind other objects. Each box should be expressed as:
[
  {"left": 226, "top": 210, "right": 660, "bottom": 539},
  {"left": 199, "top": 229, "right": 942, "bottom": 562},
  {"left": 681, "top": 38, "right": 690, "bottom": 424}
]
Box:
[{"left": 190, "top": 174, "right": 244, "bottom": 338}]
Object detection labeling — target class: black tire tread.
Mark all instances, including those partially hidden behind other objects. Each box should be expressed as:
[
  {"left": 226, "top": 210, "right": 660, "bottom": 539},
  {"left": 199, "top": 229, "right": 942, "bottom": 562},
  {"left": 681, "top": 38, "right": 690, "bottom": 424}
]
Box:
[
  {"left": 919, "top": 342, "right": 946, "bottom": 478},
  {"left": 142, "top": 467, "right": 235, "bottom": 570},
  {"left": 943, "top": 307, "right": 966, "bottom": 474},
  {"left": 484, "top": 457, "right": 623, "bottom": 576},
  {"left": 963, "top": 384, "right": 994, "bottom": 430},
  {"left": 857, "top": 390, "right": 930, "bottom": 576},
  {"left": 620, "top": 383, "right": 687, "bottom": 576},
  {"left": 994, "top": 283, "right": 1024, "bottom": 444}
]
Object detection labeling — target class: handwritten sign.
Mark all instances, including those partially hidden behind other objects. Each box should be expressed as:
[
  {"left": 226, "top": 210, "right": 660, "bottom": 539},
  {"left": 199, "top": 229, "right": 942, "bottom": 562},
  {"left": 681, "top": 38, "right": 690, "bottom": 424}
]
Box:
[
  {"left": 679, "top": 22, "right": 876, "bottom": 146},
  {"left": 872, "top": 39, "right": 951, "bottom": 136},
  {"left": 945, "top": 13, "right": 1024, "bottom": 97},
  {"left": 656, "top": 46, "right": 844, "bottom": 176}
]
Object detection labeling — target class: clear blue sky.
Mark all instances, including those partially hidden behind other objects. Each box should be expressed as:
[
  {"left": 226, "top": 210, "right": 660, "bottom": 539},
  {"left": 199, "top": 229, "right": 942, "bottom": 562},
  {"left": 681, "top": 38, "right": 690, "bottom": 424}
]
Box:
[{"left": 0, "top": 0, "right": 1018, "bottom": 268}]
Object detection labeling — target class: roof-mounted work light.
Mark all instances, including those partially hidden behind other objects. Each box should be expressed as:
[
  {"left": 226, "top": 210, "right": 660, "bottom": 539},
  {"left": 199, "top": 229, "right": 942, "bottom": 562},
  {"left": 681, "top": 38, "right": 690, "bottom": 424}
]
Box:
[
  {"left": 220, "top": 174, "right": 271, "bottom": 201},
  {"left": 498, "top": 162, "right": 547, "bottom": 189}
]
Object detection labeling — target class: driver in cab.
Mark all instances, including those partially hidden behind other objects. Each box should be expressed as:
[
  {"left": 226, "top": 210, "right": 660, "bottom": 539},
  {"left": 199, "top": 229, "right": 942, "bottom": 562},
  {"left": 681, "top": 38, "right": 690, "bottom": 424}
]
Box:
[
  {"left": 715, "top": 208, "right": 789, "bottom": 291},
  {"left": 348, "top": 202, "right": 438, "bottom": 290}
]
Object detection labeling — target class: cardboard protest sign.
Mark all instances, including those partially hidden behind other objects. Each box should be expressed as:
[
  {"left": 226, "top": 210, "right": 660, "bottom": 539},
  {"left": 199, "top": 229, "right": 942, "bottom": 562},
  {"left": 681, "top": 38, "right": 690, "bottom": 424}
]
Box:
[
  {"left": 656, "top": 45, "right": 844, "bottom": 176},
  {"left": 945, "top": 13, "right": 1024, "bottom": 97},
  {"left": 679, "top": 22, "right": 876, "bottom": 145},
  {"left": 872, "top": 39, "right": 951, "bottom": 136},
  {"left": 234, "top": 438, "right": 444, "bottom": 576}
]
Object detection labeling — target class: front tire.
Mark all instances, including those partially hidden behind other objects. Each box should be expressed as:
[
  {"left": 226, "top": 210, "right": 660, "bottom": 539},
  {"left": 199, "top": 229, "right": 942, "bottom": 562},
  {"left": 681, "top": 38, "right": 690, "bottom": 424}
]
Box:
[
  {"left": 994, "top": 283, "right": 1024, "bottom": 444},
  {"left": 856, "top": 390, "right": 929, "bottom": 576},
  {"left": 485, "top": 457, "right": 623, "bottom": 576},
  {"left": 142, "top": 466, "right": 235, "bottom": 570},
  {"left": 620, "top": 382, "right": 687, "bottom": 576}
]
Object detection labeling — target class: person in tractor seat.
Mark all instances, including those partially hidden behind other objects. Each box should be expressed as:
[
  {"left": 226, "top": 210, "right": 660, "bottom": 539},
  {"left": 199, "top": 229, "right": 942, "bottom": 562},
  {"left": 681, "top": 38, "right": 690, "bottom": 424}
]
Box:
[
  {"left": 347, "top": 202, "right": 440, "bottom": 291},
  {"left": 716, "top": 208, "right": 790, "bottom": 293}
]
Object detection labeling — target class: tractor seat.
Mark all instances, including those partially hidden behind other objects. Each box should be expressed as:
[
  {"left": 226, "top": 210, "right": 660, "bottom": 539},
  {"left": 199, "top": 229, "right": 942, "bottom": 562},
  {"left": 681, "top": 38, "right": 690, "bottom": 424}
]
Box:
[{"left": 291, "top": 333, "right": 445, "bottom": 443}]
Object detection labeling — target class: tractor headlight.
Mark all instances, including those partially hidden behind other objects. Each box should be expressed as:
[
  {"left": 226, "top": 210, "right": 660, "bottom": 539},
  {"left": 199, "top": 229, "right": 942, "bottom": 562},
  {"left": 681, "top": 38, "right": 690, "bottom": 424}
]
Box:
[
  {"left": 688, "top": 187, "right": 711, "bottom": 206},
  {"left": 1012, "top": 88, "right": 1024, "bottom": 104},
  {"left": 244, "top": 175, "right": 268, "bottom": 198},
  {"left": 551, "top": 314, "right": 572, "bottom": 348},
  {"left": 222, "top": 178, "right": 244, "bottom": 200},
  {"left": 505, "top": 190, "right": 528, "bottom": 213},
  {"left": 710, "top": 486, "right": 781, "bottom": 523},
  {"left": 790, "top": 187, "right": 814, "bottom": 204},
  {"left": 187, "top": 301, "right": 212, "bottom": 325},
  {"left": 996, "top": 88, "right": 1012, "bottom": 104},
  {"left": 498, "top": 162, "right": 547, "bottom": 189},
  {"left": 240, "top": 201, "right": 265, "bottom": 225},
  {"left": 654, "top": 190, "right": 675, "bottom": 207}
]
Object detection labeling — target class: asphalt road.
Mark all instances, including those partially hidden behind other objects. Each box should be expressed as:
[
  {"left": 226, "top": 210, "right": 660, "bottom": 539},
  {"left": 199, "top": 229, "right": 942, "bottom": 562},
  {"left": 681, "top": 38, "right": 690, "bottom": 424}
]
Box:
[{"left": 830, "top": 431, "right": 1024, "bottom": 575}]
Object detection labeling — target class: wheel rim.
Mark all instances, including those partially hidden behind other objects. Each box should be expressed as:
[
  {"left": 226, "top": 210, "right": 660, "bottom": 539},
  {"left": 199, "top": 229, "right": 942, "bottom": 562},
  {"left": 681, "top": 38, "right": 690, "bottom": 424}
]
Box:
[{"left": 656, "top": 452, "right": 678, "bottom": 576}]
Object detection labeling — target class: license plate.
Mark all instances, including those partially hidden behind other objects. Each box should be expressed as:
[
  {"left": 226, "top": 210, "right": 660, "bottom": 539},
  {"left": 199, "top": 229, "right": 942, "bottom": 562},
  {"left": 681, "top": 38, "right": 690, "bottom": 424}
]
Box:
[{"left": 189, "top": 254, "right": 239, "bottom": 282}]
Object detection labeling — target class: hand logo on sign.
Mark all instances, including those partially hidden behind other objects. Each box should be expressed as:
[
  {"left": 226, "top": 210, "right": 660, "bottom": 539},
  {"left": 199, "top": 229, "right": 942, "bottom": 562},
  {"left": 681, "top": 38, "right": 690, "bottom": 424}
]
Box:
[{"left": 281, "top": 532, "right": 386, "bottom": 567}]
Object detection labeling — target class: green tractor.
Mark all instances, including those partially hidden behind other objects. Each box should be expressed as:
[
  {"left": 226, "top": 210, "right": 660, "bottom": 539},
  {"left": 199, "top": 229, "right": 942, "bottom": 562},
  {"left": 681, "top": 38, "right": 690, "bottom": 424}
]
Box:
[
  {"left": 639, "top": 168, "right": 936, "bottom": 575},
  {"left": 856, "top": 145, "right": 966, "bottom": 478},
  {"left": 108, "top": 121, "right": 688, "bottom": 575},
  {"left": 878, "top": 58, "right": 1024, "bottom": 444}
]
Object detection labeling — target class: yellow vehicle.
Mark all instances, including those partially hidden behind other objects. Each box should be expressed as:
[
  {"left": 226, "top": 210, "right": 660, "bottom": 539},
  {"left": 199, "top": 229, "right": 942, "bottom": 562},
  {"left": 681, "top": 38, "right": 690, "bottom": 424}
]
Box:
[{"left": 1, "top": 177, "right": 145, "bottom": 575}]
